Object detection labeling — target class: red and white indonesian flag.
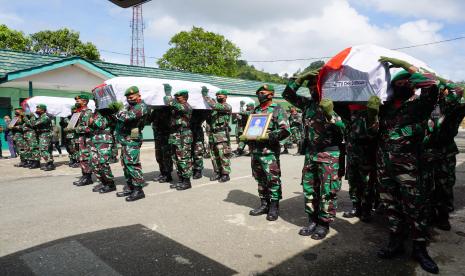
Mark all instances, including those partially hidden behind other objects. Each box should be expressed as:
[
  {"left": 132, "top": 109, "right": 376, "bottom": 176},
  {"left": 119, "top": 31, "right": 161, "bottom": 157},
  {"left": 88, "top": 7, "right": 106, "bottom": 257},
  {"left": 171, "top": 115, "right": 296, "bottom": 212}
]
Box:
[{"left": 317, "top": 44, "right": 435, "bottom": 102}]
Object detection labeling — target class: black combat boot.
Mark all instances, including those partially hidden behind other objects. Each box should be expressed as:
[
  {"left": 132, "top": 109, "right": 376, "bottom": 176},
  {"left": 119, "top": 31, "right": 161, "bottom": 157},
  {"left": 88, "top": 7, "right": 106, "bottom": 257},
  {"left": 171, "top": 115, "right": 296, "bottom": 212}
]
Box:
[
  {"left": 249, "top": 198, "right": 270, "bottom": 216},
  {"left": 343, "top": 202, "right": 361, "bottom": 218},
  {"left": 311, "top": 221, "right": 330, "bottom": 240},
  {"left": 116, "top": 182, "right": 134, "bottom": 197},
  {"left": 154, "top": 174, "right": 164, "bottom": 182},
  {"left": 219, "top": 174, "right": 230, "bottom": 183},
  {"left": 14, "top": 160, "right": 26, "bottom": 167},
  {"left": 125, "top": 186, "right": 145, "bottom": 201},
  {"left": 377, "top": 232, "right": 405, "bottom": 259},
  {"left": 360, "top": 204, "right": 373, "bottom": 222},
  {"left": 210, "top": 173, "right": 221, "bottom": 181},
  {"left": 92, "top": 183, "right": 104, "bottom": 192},
  {"left": 23, "top": 160, "right": 31, "bottom": 168},
  {"left": 159, "top": 174, "right": 173, "bottom": 183},
  {"left": 193, "top": 170, "right": 202, "bottom": 179},
  {"left": 281, "top": 148, "right": 289, "bottom": 154},
  {"left": 412, "top": 241, "right": 439, "bottom": 274},
  {"left": 170, "top": 177, "right": 182, "bottom": 189},
  {"left": 44, "top": 161, "right": 55, "bottom": 171},
  {"left": 68, "top": 159, "right": 76, "bottom": 167},
  {"left": 71, "top": 161, "right": 80, "bottom": 168},
  {"left": 266, "top": 200, "right": 279, "bottom": 221},
  {"left": 176, "top": 178, "right": 192, "bottom": 191},
  {"left": 99, "top": 180, "right": 116, "bottom": 193},
  {"left": 73, "top": 175, "right": 85, "bottom": 185},
  {"left": 29, "top": 160, "right": 40, "bottom": 169},
  {"left": 76, "top": 173, "right": 93, "bottom": 186},
  {"left": 435, "top": 206, "right": 451, "bottom": 231},
  {"left": 299, "top": 217, "right": 318, "bottom": 236}
]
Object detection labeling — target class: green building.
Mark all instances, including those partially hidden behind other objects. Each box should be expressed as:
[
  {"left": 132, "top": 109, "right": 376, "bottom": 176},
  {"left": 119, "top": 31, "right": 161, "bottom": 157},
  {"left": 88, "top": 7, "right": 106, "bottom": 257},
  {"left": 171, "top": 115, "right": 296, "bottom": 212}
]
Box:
[{"left": 0, "top": 49, "right": 290, "bottom": 150}]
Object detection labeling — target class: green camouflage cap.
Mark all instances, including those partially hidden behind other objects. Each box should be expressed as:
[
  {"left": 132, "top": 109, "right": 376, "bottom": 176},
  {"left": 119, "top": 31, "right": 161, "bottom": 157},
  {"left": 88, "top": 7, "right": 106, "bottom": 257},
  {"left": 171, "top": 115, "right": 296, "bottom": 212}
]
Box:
[
  {"left": 246, "top": 102, "right": 255, "bottom": 107},
  {"left": 174, "top": 89, "right": 189, "bottom": 97},
  {"left": 256, "top": 84, "right": 275, "bottom": 94},
  {"left": 391, "top": 70, "right": 410, "bottom": 84},
  {"left": 75, "top": 94, "right": 90, "bottom": 100},
  {"left": 36, "top": 104, "right": 47, "bottom": 110},
  {"left": 216, "top": 89, "right": 229, "bottom": 96},
  {"left": 125, "top": 86, "right": 140, "bottom": 96}
]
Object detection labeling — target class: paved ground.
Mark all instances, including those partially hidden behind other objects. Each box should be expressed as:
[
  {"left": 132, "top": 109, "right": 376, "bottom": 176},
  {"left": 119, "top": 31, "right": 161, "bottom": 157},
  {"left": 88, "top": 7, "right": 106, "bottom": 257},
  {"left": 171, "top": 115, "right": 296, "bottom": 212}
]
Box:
[{"left": 0, "top": 140, "right": 464, "bottom": 276}]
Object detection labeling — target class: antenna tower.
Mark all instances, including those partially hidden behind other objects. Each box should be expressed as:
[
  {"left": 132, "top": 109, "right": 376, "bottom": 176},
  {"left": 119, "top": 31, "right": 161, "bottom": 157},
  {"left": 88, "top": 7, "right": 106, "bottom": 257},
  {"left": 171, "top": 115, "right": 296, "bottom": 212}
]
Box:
[{"left": 130, "top": 4, "right": 145, "bottom": 66}]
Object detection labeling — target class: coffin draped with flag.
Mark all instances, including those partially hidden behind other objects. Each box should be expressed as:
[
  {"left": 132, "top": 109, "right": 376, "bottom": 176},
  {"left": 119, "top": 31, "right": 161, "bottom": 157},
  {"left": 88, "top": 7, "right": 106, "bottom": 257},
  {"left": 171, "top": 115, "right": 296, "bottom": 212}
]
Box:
[
  {"left": 24, "top": 96, "right": 96, "bottom": 117},
  {"left": 317, "top": 44, "right": 435, "bottom": 102}
]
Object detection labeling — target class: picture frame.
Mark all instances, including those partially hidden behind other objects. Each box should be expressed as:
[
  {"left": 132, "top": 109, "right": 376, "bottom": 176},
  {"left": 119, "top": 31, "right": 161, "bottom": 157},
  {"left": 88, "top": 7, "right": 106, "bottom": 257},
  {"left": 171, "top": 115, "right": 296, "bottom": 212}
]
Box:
[
  {"left": 8, "top": 117, "right": 19, "bottom": 128},
  {"left": 243, "top": 113, "right": 272, "bottom": 140},
  {"left": 67, "top": 112, "right": 81, "bottom": 129}
]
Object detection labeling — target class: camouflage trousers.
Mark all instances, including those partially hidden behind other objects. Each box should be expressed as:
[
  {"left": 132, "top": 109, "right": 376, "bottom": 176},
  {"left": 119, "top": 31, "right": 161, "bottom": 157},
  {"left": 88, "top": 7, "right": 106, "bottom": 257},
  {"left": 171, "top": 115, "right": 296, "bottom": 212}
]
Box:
[
  {"left": 13, "top": 133, "right": 27, "bottom": 161},
  {"left": 154, "top": 134, "right": 173, "bottom": 175},
  {"left": 78, "top": 136, "right": 92, "bottom": 174},
  {"left": 251, "top": 152, "right": 282, "bottom": 201},
  {"left": 290, "top": 126, "right": 302, "bottom": 144},
  {"left": 90, "top": 141, "right": 114, "bottom": 183},
  {"left": 65, "top": 137, "right": 78, "bottom": 161},
  {"left": 170, "top": 130, "right": 193, "bottom": 179},
  {"left": 121, "top": 141, "right": 144, "bottom": 186},
  {"left": 38, "top": 132, "right": 53, "bottom": 162},
  {"left": 432, "top": 154, "right": 457, "bottom": 212},
  {"left": 346, "top": 156, "right": 376, "bottom": 207},
  {"left": 192, "top": 139, "right": 204, "bottom": 172},
  {"left": 302, "top": 151, "right": 341, "bottom": 223},
  {"left": 209, "top": 141, "right": 231, "bottom": 175},
  {"left": 377, "top": 151, "right": 429, "bottom": 241},
  {"left": 24, "top": 130, "right": 39, "bottom": 161},
  {"left": 110, "top": 135, "right": 118, "bottom": 160}
]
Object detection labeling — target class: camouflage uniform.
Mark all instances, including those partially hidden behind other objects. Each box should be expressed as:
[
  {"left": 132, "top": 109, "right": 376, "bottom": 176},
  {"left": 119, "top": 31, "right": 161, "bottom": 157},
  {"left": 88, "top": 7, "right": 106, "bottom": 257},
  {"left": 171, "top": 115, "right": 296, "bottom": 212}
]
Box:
[
  {"left": 164, "top": 96, "right": 193, "bottom": 179},
  {"left": 345, "top": 108, "right": 377, "bottom": 214},
  {"left": 75, "top": 107, "right": 94, "bottom": 174},
  {"left": 11, "top": 115, "right": 27, "bottom": 163},
  {"left": 236, "top": 105, "right": 253, "bottom": 153},
  {"left": 249, "top": 103, "right": 290, "bottom": 201},
  {"left": 23, "top": 115, "right": 40, "bottom": 162},
  {"left": 204, "top": 96, "right": 232, "bottom": 177},
  {"left": 191, "top": 110, "right": 209, "bottom": 174},
  {"left": 34, "top": 112, "right": 54, "bottom": 163},
  {"left": 151, "top": 106, "right": 173, "bottom": 178},
  {"left": 89, "top": 110, "right": 115, "bottom": 184},
  {"left": 283, "top": 80, "right": 345, "bottom": 223},
  {"left": 115, "top": 100, "right": 148, "bottom": 187},
  {"left": 288, "top": 111, "right": 303, "bottom": 150},
  {"left": 377, "top": 85, "right": 439, "bottom": 242}
]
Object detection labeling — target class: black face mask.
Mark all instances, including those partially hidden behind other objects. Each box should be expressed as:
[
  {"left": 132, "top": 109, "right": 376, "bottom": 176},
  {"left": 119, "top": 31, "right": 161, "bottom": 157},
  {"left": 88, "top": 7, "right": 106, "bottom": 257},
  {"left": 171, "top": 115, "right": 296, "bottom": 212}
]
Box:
[
  {"left": 258, "top": 94, "right": 270, "bottom": 104},
  {"left": 127, "top": 99, "right": 137, "bottom": 105},
  {"left": 15, "top": 112, "right": 20, "bottom": 116},
  {"left": 35, "top": 111, "right": 42, "bottom": 115},
  {"left": 217, "top": 97, "right": 225, "bottom": 103},
  {"left": 393, "top": 86, "right": 414, "bottom": 101}
]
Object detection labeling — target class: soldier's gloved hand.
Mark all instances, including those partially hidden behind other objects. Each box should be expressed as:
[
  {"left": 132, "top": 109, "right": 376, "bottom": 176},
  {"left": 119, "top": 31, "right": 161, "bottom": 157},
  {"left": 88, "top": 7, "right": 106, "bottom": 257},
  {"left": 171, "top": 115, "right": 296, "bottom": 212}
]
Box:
[
  {"left": 367, "top": 96, "right": 381, "bottom": 113},
  {"left": 163, "top": 83, "right": 172, "bottom": 96},
  {"left": 239, "top": 134, "right": 248, "bottom": 142},
  {"left": 319, "top": 98, "right": 334, "bottom": 116},
  {"left": 409, "top": 72, "right": 437, "bottom": 88},
  {"left": 240, "top": 101, "right": 245, "bottom": 107},
  {"left": 295, "top": 69, "right": 320, "bottom": 86},
  {"left": 201, "top": 86, "right": 209, "bottom": 97},
  {"left": 379, "top": 56, "right": 413, "bottom": 70}
]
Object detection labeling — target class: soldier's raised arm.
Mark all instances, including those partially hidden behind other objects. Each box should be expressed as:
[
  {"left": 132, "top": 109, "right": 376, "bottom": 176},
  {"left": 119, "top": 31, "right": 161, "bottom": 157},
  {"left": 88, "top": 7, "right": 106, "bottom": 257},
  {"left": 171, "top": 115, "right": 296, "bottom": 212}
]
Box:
[
  {"left": 202, "top": 87, "right": 232, "bottom": 113},
  {"left": 282, "top": 69, "right": 320, "bottom": 109}
]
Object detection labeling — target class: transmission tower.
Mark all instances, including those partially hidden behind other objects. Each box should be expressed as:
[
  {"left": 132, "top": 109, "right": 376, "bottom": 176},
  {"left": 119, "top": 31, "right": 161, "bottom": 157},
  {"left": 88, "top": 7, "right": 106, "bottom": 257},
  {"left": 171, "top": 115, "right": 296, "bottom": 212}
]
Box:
[{"left": 130, "top": 4, "right": 145, "bottom": 66}]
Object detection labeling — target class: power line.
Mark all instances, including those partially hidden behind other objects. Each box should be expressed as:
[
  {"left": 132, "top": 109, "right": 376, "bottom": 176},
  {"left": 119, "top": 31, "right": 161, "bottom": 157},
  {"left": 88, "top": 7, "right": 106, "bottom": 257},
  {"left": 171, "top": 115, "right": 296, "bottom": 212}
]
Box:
[{"left": 99, "top": 35, "right": 465, "bottom": 63}]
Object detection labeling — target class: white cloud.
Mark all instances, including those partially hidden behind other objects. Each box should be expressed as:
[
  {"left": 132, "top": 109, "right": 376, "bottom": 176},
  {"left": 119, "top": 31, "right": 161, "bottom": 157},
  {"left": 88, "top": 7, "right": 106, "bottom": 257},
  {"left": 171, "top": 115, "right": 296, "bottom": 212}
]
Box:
[{"left": 0, "top": 11, "right": 24, "bottom": 25}]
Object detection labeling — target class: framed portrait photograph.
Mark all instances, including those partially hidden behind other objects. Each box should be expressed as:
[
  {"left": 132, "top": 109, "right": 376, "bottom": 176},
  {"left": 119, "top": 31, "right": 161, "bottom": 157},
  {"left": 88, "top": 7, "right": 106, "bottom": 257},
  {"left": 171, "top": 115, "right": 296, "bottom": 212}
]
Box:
[
  {"left": 67, "top": 112, "right": 81, "bottom": 129},
  {"left": 243, "top": 113, "right": 272, "bottom": 140}
]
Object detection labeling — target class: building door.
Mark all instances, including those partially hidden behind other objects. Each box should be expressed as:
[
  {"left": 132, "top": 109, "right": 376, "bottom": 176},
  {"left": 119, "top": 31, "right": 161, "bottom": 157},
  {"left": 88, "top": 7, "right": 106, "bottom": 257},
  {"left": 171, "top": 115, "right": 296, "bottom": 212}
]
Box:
[{"left": 0, "top": 97, "right": 12, "bottom": 151}]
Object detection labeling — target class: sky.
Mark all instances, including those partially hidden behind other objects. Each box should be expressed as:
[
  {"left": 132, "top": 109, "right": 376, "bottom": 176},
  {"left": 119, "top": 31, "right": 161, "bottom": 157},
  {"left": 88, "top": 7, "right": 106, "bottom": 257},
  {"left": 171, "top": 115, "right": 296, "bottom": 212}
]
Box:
[{"left": 0, "top": 0, "right": 464, "bottom": 80}]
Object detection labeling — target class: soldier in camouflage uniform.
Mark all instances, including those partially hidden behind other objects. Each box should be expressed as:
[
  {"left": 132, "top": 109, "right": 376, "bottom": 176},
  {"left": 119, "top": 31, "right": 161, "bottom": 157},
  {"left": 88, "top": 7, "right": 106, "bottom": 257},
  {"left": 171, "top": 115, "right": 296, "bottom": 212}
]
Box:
[
  {"left": 283, "top": 71, "right": 345, "bottom": 240},
  {"left": 288, "top": 107, "right": 303, "bottom": 154},
  {"left": 114, "top": 86, "right": 148, "bottom": 201},
  {"left": 202, "top": 87, "right": 232, "bottom": 182},
  {"left": 89, "top": 108, "right": 116, "bottom": 194},
  {"left": 191, "top": 109, "right": 209, "bottom": 179},
  {"left": 163, "top": 85, "right": 193, "bottom": 191},
  {"left": 61, "top": 107, "right": 80, "bottom": 168},
  {"left": 234, "top": 102, "right": 254, "bottom": 156},
  {"left": 151, "top": 106, "right": 174, "bottom": 183},
  {"left": 342, "top": 104, "right": 377, "bottom": 222},
  {"left": 23, "top": 112, "right": 40, "bottom": 169},
  {"left": 375, "top": 57, "right": 439, "bottom": 274},
  {"left": 33, "top": 104, "right": 55, "bottom": 171},
  {"left": 11, "top": 108, "right": 27, "bottom": 167},
  {"left": 73, "top": 94, "right": 95, "bottom": 186},
  {"left": 240, "top": 84, "right": 290, "bottom": 221}
]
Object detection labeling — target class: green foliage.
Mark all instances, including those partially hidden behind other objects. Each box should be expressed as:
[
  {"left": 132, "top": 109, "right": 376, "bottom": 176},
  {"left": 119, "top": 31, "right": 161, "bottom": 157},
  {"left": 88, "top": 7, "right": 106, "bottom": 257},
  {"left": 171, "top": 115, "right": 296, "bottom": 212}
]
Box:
[
  {"left": 0, "top": 24, "right": 30, "bottom": 51},
  {"left": 157, "top": 26, "right": 241, "bottom": 77},
  {"left": 301, "top": 60, "right": 325, "bottom": 74},
  {"left": 108, "top": 101, "right": 124, "bottom": 112},
  {"left": 29, "top": 28, "right": 100, "bottom": 60},
  {"left": 234, "top": 60, "right": 287, "bottom": 84}
]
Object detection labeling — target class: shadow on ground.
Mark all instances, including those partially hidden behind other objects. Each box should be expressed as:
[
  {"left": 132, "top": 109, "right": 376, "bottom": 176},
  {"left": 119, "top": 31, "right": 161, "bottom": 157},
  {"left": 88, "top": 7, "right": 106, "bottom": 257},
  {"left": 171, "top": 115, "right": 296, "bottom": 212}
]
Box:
[{"left": 0, "top": 224, "right": 237, "bottom": 276}]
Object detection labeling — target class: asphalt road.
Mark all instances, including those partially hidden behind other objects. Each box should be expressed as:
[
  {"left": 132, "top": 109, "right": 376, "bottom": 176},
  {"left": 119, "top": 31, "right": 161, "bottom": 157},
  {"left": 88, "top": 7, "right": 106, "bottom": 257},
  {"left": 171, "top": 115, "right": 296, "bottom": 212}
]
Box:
[{"left": 0, "top": 140, "right": 464, "bottom": 276}]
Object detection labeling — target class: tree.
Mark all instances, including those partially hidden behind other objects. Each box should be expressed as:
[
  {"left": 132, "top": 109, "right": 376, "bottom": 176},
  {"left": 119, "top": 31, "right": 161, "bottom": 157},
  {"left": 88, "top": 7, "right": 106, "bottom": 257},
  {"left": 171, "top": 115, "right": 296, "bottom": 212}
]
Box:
[
  {"left": 0, "top": 24, "right": 30, "bottom": 51},
  {"left": 157, "top": 27, "right": 241, "bottom": 77},
  {"left": 30, "top": 28, "right": 100, "bottom": 60}
]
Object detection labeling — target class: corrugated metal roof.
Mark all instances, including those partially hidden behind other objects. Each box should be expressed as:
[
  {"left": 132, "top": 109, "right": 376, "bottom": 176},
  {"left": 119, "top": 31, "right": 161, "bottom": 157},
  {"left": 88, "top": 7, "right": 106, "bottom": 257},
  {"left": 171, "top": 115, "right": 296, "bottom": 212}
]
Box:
[{"left": 0, "top": 49, "right": 286, "bottom": 97}]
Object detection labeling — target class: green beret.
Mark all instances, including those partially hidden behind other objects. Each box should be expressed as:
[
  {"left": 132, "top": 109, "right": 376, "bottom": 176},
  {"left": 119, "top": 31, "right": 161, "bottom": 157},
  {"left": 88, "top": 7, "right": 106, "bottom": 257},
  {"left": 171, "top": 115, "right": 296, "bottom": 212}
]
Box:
[
  {"left": 246, "top": 102, "right": 255, "bottom": 107},
  {"left": 174, "top": 90, "right": 189, "bottom": 97},
  {"left": 14, "top": 107, "right": 23, "bottom": 111},
  {"left": 216, "top": 89, "right": 229, "bottom": 96},
  {"left": 391, "top": 70, "right": 410, "bottom": 84},
  {"left": 256, "top": 84, "right": 275, "bottom": 94},
  {"left": 36, "top": 104, "right": 47, "bottom": 110},
  {"left": 75, "top": 94, "right": 90, "bottom": 100},
  {"left": 125, "top": 86, "right": 140, "bottom": 96},
  {"left": 445, "top": 83, "right": 457, "bottom": 90}
]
